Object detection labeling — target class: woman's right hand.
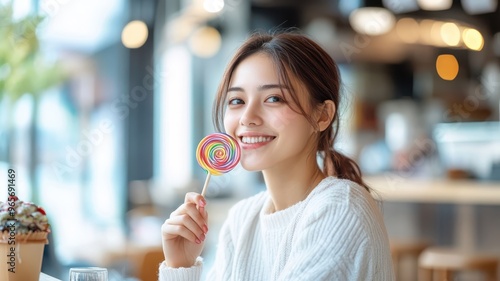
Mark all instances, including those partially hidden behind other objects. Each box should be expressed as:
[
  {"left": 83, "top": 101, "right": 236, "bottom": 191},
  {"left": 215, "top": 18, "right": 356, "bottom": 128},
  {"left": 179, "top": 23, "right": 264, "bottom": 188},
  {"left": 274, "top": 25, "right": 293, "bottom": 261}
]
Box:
[{"left": 161, "top": 192, "right": 209, "bottom": 268}]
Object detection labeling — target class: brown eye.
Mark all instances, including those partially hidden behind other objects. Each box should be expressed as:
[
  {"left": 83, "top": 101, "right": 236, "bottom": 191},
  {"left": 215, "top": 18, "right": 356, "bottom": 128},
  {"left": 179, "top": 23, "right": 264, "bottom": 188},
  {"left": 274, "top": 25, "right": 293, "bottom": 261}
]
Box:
[
  {"left": 265, "top": 96, "right": 282, "bottom": 103},
  {"left": 228, "top": 98, "right": 244, "bottom": 105}
]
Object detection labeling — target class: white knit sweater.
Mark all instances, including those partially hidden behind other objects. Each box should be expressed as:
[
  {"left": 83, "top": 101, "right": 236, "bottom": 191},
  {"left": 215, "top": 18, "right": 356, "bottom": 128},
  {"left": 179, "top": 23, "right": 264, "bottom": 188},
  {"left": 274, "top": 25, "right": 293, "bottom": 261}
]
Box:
[{"left": 159, "top": 177, "right": 395, "bottom": 280}]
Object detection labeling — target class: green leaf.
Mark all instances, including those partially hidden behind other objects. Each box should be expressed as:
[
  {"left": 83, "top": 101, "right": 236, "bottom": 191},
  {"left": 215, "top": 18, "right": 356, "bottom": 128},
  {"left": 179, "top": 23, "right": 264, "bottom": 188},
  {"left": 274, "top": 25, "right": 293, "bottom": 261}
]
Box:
[{"left": 0, "top": 1, "right": 65, "bottom": 103}]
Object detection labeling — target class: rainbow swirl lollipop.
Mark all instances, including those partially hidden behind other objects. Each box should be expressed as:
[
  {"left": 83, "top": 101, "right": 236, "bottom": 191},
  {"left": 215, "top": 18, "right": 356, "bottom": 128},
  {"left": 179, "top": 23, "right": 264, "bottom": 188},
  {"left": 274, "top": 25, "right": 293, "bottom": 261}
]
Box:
[
  {"left": 196, "top": 133, "right": 241, "bottom": 196},
  {"left": 196, "top": 133, "right": 241, "bottom": 176}
]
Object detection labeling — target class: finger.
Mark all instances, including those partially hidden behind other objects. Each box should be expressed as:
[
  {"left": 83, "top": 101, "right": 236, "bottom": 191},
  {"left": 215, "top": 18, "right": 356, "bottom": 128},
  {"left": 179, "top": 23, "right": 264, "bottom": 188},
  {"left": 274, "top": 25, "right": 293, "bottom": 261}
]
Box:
[
  {"left": 185, "top": 192, "right": 208, "bottom": 228},
  {"left": 170, "top": 214, "right": 206, "bottom": 241},
  {"left": 170, "top": 202, "right": 207, "bottom": 224},
  {"left": 199, "top": 206, "right": 207, "bottom": 220},
  {"left": 199, "top": 206, "right": 209, "bottom": 233},
  {"left": 163, "top": 216, "right": 205, "bottom": 243},
  {"left": 183, "top": 203, "right": 208, "bottom": 234},
  {"left": 162, "top": 222, "right": 201, "bottom": 244},
  {"left": 185, "top": 192, "right": 206, "bottom": 208}
]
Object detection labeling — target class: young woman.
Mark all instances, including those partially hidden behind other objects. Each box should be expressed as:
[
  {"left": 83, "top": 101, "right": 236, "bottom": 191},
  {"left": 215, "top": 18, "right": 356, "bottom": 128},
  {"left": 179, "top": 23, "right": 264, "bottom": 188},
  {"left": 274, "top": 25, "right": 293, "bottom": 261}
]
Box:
[{"left": 159, "top": 31, "right": 395, "bottom": 280}]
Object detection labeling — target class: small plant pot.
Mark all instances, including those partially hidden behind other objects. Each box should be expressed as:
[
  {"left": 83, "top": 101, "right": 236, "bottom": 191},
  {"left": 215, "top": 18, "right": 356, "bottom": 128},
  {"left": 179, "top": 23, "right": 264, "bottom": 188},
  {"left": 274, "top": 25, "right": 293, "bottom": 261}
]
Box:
[{"left": 0, "top": 234, "right": 48, "bottom": 281}]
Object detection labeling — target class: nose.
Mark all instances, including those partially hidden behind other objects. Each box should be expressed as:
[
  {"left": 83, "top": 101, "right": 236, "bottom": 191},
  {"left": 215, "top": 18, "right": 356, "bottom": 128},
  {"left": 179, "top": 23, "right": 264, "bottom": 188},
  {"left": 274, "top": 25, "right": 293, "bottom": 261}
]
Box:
[{"left": 240, "top": 101, "right": 262, "bottom": 126}]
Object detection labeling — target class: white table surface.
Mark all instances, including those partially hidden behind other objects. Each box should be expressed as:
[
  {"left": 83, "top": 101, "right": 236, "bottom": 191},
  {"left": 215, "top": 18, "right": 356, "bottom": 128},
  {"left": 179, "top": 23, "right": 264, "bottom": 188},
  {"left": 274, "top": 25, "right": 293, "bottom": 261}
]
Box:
[
  {"left": 366, "top": 175, "right": 500, "bottom": 204},
  {"left": 366, "top": 175, "right": 500, "bottom": 250},
  {"left": 40, "top": 273, "right": 62, "bottom": 281}
]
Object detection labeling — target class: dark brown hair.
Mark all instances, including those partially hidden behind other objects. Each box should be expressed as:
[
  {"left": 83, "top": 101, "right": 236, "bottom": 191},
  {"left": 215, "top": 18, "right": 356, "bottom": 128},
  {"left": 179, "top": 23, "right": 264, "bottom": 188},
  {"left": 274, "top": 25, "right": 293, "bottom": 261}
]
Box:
[{"left": 213, "top": 31, "right": 370, "bottom": 192}]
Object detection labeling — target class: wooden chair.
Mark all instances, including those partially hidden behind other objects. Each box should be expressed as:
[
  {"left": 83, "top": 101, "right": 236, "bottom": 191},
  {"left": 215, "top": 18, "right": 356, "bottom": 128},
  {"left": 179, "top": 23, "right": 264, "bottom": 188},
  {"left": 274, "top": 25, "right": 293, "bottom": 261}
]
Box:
[
  {"left": 390, "top": 240, "right": 430, "bottom": 280},
  {"left": 134, "top": 246, "right": 165, "bottom": 281},
  {"left": 418, "top": 247, "right": 499, "bottom": 281}
]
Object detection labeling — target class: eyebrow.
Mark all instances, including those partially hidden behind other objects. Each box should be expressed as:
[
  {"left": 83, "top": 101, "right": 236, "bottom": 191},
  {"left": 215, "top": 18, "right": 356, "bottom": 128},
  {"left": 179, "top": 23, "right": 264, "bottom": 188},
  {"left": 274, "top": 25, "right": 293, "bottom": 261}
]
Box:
[{"left": 227, "top": 84, "right": 289, "bottom": 93}]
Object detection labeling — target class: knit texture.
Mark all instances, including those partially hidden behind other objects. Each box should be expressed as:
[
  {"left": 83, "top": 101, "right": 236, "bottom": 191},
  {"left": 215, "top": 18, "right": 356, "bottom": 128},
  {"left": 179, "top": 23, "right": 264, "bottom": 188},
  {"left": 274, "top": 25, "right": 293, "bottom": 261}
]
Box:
[{"left": 159, "top": 177, "right": 395, "bottom": 280}]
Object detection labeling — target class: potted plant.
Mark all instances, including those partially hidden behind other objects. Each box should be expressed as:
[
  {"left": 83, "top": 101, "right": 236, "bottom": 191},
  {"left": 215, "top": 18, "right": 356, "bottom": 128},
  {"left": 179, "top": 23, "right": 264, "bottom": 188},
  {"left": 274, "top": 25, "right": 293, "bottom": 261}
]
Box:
[{"left": 0, "top": 196, "right": 50, "bottom": 281}]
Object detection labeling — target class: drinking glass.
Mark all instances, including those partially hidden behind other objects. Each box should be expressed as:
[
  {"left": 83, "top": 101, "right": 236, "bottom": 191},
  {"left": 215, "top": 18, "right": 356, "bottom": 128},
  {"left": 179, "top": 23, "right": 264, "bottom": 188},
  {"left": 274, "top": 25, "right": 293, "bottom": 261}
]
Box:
[{"left": 69, "top": 267, "right": 108, "bottom": 281}]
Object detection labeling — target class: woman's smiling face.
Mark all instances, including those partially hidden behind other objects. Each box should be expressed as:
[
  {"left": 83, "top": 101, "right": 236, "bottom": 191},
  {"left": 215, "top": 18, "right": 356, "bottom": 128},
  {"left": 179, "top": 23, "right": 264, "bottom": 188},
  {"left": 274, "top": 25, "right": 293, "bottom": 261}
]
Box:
[{"left": 223, "top": 52, "right": 319, "bottom": 172}]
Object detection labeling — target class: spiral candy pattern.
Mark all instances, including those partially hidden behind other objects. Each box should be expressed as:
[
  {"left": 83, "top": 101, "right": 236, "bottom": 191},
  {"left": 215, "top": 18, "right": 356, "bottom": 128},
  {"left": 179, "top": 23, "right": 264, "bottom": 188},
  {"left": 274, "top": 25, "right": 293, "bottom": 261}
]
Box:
[{"left": 196, "top": 133, "right": 241, "bottom": 176}]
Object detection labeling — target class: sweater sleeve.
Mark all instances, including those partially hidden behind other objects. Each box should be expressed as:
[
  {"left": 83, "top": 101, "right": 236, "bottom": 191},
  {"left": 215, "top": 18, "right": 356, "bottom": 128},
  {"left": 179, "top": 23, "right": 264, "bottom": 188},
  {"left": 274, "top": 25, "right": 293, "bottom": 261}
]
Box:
[
  {"left": 276, "top": 199, "right": 395, "bottom": 281},
  {"left": 158, "top": 257, "right": 203, "bottom": 281},
  {"left": 156, "top": 220, "right": 234, "bottom": 281}
]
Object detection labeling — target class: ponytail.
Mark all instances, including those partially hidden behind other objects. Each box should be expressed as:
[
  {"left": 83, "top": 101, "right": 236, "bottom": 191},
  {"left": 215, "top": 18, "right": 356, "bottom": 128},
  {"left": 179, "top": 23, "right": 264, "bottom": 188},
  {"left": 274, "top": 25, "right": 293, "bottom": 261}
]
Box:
[{"left": 319, "top": 128, "right": 371, "bottom": 192}]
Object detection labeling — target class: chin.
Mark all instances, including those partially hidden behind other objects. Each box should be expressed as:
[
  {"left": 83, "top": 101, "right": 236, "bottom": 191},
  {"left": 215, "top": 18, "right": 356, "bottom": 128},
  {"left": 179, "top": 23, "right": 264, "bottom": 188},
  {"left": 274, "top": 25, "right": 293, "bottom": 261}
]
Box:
[{"left": 240, "top": 162, "right": 264, "bottom": 172}]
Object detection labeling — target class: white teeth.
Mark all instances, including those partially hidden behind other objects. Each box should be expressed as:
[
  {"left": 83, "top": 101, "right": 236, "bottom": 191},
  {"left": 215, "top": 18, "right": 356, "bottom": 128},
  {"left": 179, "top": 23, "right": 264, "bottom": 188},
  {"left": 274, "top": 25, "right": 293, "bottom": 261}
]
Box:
[{"left": 241, "top": 136, "right": 274, "bottom": 144}]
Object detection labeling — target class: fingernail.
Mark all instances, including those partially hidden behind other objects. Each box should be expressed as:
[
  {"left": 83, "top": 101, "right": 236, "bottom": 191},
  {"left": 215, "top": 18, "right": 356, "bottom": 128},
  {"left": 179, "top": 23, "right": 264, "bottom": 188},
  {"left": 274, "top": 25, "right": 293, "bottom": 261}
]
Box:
[
  {"left": 201, "top": 234, "right": 206, "bottom": 241},
  {"left": 195, "top": 238, "right": 201, "bottom": 244},
  {"left": 199, "top": 200, "right": 206, "bottom": 207},
  {"left": 203, "top": 225, "right": 208, "bottom": 233}
]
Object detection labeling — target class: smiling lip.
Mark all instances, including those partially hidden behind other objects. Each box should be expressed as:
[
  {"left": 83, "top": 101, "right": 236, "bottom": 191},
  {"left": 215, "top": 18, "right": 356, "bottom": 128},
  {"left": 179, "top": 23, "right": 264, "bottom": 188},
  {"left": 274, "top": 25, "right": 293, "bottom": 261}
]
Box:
[{"left": 237, "top": 133, "right": 276, "bottom": 149}]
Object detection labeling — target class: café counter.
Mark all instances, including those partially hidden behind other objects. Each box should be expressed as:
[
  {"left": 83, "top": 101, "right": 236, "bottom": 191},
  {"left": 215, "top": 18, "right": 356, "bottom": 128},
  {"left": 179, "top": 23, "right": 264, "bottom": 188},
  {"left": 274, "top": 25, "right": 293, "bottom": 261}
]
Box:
[
  {"left": 365, "top": 175, "right": 500, "bottom": 204},
  {"left": 365, "top": 174, "right": 500, "bottom": 250}
]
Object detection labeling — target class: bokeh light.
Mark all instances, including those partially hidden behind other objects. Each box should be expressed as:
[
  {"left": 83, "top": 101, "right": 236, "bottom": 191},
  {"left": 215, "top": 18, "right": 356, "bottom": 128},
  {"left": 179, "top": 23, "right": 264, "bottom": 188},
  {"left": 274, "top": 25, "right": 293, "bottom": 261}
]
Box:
[
  {"left": 121, "top": 20, "right": 148, "bottom": 49},
  {"left": 436, "top": 54, "right": 459, "bottom": 80},
  {"left": 441, "top": 22, "right": 461, "bottom": 46},
  {"left": 188, "top": 26, "right": 221, "bottom": 58},
  {"left": 396, "top": 18, "right": 419, "bottom": 43},
  {"left": 463, "top": 28, "right": 484, "bottom": 51}
]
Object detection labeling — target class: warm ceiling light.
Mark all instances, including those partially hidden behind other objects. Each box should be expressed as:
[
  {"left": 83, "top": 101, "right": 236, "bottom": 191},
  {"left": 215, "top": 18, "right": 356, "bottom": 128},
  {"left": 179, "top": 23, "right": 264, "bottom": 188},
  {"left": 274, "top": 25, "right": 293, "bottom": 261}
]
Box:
[
  {"left": 441, "top": 22, "right": 461, "bottom": 46},
  {"left": 430, "top": 21, "right": 447, "bottom": 47},
  {"left": 349, "top": 7, "right": 396, "bottom": 36},
  {"left": 396, "top": 18, "right": 419, "bottom": 43},
  {"left": 188, "top": 26, "right": 221, "bottom": 58},
  {"left": 203, "top": 0, "right": 224, "bottom": 13},
  {"left": 463, "top": 28, "right": 484, "bottom": 51},
  {"left": 417, "top": 0, "right": 452, "bottom": 10},
  {"left": 122, "top": 20, "right": 148, "bottom": 49},
  {"left": 436, "top": 54, "right": 459, "bottom": 81},
  {"left": 419, "top": 19, "right": 435, "bottom": 45}
]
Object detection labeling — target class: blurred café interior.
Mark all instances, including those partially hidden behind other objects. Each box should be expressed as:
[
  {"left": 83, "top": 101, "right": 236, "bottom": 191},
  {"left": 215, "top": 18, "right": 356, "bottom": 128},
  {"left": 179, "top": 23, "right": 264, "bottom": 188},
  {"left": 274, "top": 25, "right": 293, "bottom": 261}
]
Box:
[{"left": 1, "top": 0, "right": 500, "bottom": 280}]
